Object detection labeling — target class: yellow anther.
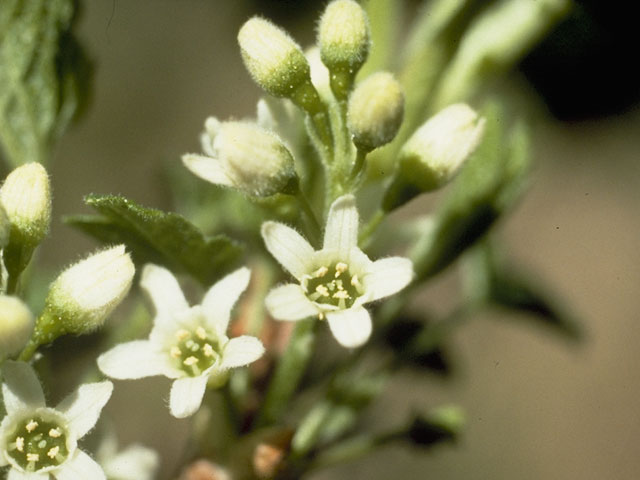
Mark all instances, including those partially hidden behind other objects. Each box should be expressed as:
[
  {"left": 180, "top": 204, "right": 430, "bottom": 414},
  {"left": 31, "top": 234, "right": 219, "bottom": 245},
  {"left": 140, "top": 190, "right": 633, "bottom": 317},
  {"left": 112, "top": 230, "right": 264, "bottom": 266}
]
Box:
[
  {"left": 313, "top": 266, "right": 329, "bottom": 278},
  {"left": 203, "top": 343, "right": 215, "bottom": 357},
  {"left": 26, "top": 453, "right": 40, "bottom": 462},
  {"left": 15, "top": 437, "right": 24, "bottom": 452},
  {"left": 196, "top": 326, "right": 207, "bottom": 339},
  {"left": 335, "top": 262, "right": 348, "bottom": 276},
  {"left": 47, "top": 446, "right": 60, "bottom": 459},
  {"left": 175, "top": 329, "right": 190, "bottom": 340},
  {"left": 25, "top": 420, "right": 38, "bottom": 432},
  {"left": 49, "top": 428, "right": 62, "bottom": 438},
  {"left": 315, "top": 285, "right": 330, "bottom": 297},
  {"left": 333, "top": 290, "right": 349, "bottom": 300},
  {"left": 183, "top": 356, "right": 198, "bottom": 366},
  {"left": 170, "top": 346, "right": 182, "bottom": 358},
  {"left": 350, "top": 274, "right": 360, "bottom": 287}
]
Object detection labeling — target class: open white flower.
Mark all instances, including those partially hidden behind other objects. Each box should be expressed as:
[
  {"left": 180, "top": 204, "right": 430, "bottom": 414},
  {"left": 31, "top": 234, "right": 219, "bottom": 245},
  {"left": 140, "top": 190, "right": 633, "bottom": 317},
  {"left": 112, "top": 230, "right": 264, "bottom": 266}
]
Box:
[
  {"left": 97, "top": 265, "right": 265, "bottom": 419},
  {"left": 262, "top": 195, "right": 413, "bottom": 348},
  {"left": 0, "top": 361, "right": 112, "bottom": 480}
]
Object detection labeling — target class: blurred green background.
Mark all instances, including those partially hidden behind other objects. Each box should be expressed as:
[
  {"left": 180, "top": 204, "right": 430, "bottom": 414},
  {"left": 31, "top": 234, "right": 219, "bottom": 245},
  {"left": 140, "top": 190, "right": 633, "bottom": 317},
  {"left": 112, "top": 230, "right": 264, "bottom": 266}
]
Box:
[{"left": 21, "top": 0, "right": 640, "bottom": 478}]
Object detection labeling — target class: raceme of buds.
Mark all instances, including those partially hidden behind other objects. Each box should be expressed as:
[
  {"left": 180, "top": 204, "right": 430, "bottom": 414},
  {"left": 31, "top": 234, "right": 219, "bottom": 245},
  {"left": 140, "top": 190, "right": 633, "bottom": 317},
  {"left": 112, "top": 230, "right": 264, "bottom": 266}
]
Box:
[
  {"left": 0, "top": 162, "right": 51, "bottom": 247},
  {"left": 399, "top": 103, "right": 485, "bottom": 190},
  {"left": 0, "top": 295, "right": 34, "bottom": 359},
  {"left": 44, "top": 245, "right": 135, "bottom": 335},
  {"left": 383, "top": 103, "right": 485, "bottom": 211},
  {"left": 238, "top": 17, "right": 311, "bottom": 100},
  {"left": 318, "top": 0, "right": 370, "bottom": 99},
  {"left": 348, "top": 72, "right": 404, "bottom": 152},
  {"left": 183, "top": 119, "right": 298, "bottom": 197}
]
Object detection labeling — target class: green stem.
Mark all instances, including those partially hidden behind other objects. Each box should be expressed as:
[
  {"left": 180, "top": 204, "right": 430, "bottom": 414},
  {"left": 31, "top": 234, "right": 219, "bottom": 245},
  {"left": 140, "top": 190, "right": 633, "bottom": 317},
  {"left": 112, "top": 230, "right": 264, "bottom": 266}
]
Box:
[
  {"left": 295, "top": 190, "right": 322, "bottom": 244},
  {"left": 349, "top": 148, "right": 368, "bottom": 185}
]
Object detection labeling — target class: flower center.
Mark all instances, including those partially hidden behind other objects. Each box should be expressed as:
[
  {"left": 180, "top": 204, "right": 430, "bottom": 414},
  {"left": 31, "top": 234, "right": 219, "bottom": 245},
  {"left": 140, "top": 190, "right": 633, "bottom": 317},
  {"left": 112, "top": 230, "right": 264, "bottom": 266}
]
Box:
[
  {"left": 170, "top": 326, "right": 222, "bottom": 377},
  {"left": 304, "top": 262, "right": 364, "bottom": 309},
  {"left": 5, "top": 415, "right": 69, "bottom": 472}
]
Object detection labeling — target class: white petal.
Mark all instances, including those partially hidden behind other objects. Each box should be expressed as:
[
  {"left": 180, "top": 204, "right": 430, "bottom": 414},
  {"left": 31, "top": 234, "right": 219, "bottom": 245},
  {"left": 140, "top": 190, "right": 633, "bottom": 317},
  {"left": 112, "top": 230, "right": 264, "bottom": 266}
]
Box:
[
  {"left": 364, "top": 257, "right": 414, "bottom": 301},
  {"left": 182, "top": 154, "right": 234, "bottom": 187},
  {"left": 326, "top": 307, "right": 372, "bottom": 348},
  {"left": 103, "top": 444, "right": 159, "bottom": 480},
  {"left": 323, "top": 195, "right": 359, "bottom": 259},
  {"left": 261, "top": 221, "right": 314, "bottom": 279},
  {"left": 57, "top": 382, "right": 113, "bottom": 439},
  {"left": 169, "top": 376, "right": 208, "bottom": 418},
  {"left": 55, "top": 449, "right": 106, "bottom": 480},
  {"left": 8, "top": 470, "right": 47, "bottom": 480},
  {"left": 140, "top": 264, "right": 189, "bottom": 323},
  {"left": 265, "top": 284, "right": 319, "bottom": 321},
  {"left": 202, "top": 267, "right": 251, "bottom": 337},
  {"left": 221, "top": 336, "right": 265, "bottom": 369},
  {"left": 1, "top": 360, "right": 45, "bottom": 414},
  {"left": 97, "top": 341, "right": 180, "bottom": 380}
]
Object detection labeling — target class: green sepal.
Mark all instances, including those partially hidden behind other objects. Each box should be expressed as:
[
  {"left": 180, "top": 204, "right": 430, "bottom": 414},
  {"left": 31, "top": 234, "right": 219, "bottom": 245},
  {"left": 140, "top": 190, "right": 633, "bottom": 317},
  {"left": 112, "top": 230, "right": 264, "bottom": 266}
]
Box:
[
  {"left": 410, "top": 102, "right": 530, "bottom": 282},
  {"left": 0, "top": 0, "right": 91, "bottom": 168},
  {"left": 64, "top": 194, "right": 243, "bottom": 286}
]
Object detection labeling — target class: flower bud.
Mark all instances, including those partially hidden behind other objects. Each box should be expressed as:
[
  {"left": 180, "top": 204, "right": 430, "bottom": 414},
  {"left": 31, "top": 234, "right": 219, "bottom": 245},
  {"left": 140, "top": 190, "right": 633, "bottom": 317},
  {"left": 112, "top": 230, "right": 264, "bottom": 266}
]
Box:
[
  {"left": 0, "top": 162, "right": 51, "bottom": 247},
  {"left": 348, "top": 72, "right": 404, "bottom": 152},
  {"left": 183, "top": 120, "right": 298, "bottom": 197},
  {"left": 0, "top": 295, "right": 34, "bottom": 359},
  {"left": 399, "top": 103, "right": 485, "bottom": 190},
  {"left": 238, "top": 17, "right": 311, "bottom": 99},
  {"left": 45, "top": 245, "right": 135, "bottom": 334},
  {"left": 318, "top": 0, "right": 370, "bottom": 99}
]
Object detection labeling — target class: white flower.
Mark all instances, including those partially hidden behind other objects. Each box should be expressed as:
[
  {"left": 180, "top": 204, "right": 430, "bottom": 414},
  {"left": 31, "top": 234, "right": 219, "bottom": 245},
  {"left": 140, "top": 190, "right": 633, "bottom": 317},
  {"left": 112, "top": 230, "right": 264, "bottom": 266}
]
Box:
[
  {"left": 0, "top": 361, "right": 113, "bottom": 480},
  {"left": 262, "top": 195, "right": 413, "bottom": 348},
  {"left": 96, "top": 431, "right": 158, "bottom": 480},
  {"left": 97, "top": 265, "right": 265, "bottom": 419}
]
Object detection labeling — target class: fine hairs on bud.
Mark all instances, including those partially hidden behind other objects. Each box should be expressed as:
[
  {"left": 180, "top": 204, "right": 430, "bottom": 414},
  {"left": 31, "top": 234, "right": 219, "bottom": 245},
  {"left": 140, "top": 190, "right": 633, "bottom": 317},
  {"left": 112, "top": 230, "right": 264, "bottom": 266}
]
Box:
[
  {"left": 318, "top": 0, "right": 370, "bottom": 72},
  {"left": 0, "top": 162, "right": 51, "bottom": 246},
  {"left": 0, "top": 295, "right": 34, "bottom": 359},
  {"left": 348, "top": 72, "right": 404, "bottom": 152},
  {"left": 46, "top": 245, "right": 135, "bottom": 334},
  {"left": 238, "top": 17, "right": 311, "bottom": 98},
  {"left": 399, "top": 103, "right": 485, "bottom": 191},
  {"left": 183, "top": 120, "right": 297, "bottom": 197}
]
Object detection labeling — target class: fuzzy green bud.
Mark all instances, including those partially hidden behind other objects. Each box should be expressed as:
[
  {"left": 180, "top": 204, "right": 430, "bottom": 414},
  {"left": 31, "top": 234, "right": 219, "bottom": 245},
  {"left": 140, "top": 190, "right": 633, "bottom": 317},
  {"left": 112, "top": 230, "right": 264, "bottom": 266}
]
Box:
[
  {"left": 0, "top": 162, "right": 51, "bottom": 247},
  {"left": 239, "top": 17, "right": 311, "bottom": 99},
  {"left": 0, "top": 295, "right": 34, "bottom": 359},
  {"left": 348, "top": 72, "right": 404, "bottom": 152},
  {"left": 318, "top": 0, "right": 370, "bottom": 99},
  {"left": 383, "top": 104, "right": 485, "bottom": 211},
  {"left": 44, "top": 245, "right": 135, "bottom": 335},
  {"left": 183, "top": 119, "right": 298, "bottom": 197}
]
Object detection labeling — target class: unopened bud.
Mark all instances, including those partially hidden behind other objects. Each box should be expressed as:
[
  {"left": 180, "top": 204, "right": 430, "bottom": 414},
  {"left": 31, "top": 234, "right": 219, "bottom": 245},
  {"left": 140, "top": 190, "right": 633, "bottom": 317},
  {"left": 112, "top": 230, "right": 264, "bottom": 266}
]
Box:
[
  {"left": 45, "top": 245, "right": 135, "bottom": 334},
  {"left": 238, "top": 17, "right": 310, "bottom": 99},
  {"left": 318, "top": 0, "right": 370, "bottom": 99},
  {"left": 383, "top": 104, "right": 485, "bottom": 211},
  {"left": 400, "top": 103, "right": 485, "bottom": 190},
  {"left": 348, "top": 72, "right": 404, "bottom": 152},
  {"left": 0, "top": 162, "right": 51, "bottom": 247},
  {"left": 183, "top": 120, "right": 297, "bottom": 197},
  {"left": 0, "top": 295, "right": 34, "bottom": 359}
]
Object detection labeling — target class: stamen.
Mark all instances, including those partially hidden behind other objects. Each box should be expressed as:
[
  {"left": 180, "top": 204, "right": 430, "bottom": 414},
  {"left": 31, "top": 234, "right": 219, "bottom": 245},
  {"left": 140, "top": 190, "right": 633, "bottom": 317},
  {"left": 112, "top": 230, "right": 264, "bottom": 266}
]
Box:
[
  {"left": 25, "top": 420, "right": 38, "bottom": 432},
  {"left": 16, "top": 437, "right": 24, "bottom": 452},
  {"left": 48, "top": 428, "right": 62, "bottom": 438},
  {"left": 335, "top": 262, "right": 348, "bottom": 276},
  {"left": 203, "top": 343, "right": 215, "bottom": 357},
  {"left": 196, "top": 326, "right": 207, "bottom": 339},
  {"left": 47, "top": 446, "right": 60, "bottom": 459},
  {"left": 175, "top": 329, "right": 190, "bottom": 340},
  {"left": 315, "top": 285, "right": 330, "bottom": 297},
  {"left": 183, "top": 356, "right": 198, "bottom": 366},
  {"left": 170, "top": 346, "right": 182, "bottom": 358},
  {"left": 313, "top": 266, "right": 329, "bottom": 277},
  {"left": 332, "top": 290, "right": 349, "bottom": 299},
  {"left": 26, "top": 453, "right": 40, "bottom": 462}
]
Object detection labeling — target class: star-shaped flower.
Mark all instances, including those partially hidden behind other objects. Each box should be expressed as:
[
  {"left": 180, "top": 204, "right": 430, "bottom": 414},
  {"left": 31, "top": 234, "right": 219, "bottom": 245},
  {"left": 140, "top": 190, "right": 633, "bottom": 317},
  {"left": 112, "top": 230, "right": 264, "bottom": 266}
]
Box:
[
  {"left": 262, "top": 194, "right": 413, "bottom": 348},
  {"left": 97, "top": 265, "right": 264, "bottom": 418},
  {"left": 0, "top": 361, "right": 113, "bottom": 480}
]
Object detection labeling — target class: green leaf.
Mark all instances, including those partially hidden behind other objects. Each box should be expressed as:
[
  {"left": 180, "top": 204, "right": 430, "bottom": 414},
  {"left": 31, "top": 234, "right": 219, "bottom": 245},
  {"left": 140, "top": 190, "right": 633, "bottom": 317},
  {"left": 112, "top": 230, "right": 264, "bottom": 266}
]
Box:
[
  {"left": 65, "top": 194, "right": 243, "bottom": 286},
  {"left": 0, "top": 0, "right": 91, "bottom": 169},
  {"left": 410, "top": 102, "right": 531, "bottom": 281}
]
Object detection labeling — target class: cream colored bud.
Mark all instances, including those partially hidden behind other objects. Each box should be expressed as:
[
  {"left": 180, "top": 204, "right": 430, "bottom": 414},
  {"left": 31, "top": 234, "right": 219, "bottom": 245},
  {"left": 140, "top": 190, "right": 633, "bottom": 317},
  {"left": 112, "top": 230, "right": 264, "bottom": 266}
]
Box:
[
  {"left": 0, "top": 162, "right": 51, "bottom": 246},
  {"left": 0, "top": 295, "right": 34, "bottom": 359},
  {"left": 238, "top": 17, "right": 311, "bottom": 98},
  {"left": 318, "top": 0, "right": 370, "bottom": 71},
  {"left": 348, "top": 72, "right": 404, "bottom": 151},
  {"left": 46, "top": 245, "right": 135, "bottom": 334},
  {"left": 399, "top": 103, "right": 485, "bottom": 191},
  {"left": 184, "top": 121, "right": 297, "bottom": 197}
]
